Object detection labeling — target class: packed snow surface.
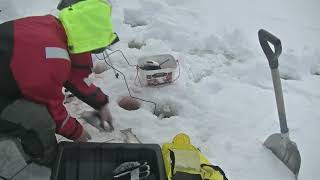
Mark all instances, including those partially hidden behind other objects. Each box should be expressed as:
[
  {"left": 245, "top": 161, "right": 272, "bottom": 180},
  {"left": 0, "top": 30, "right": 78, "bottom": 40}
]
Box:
[{"left": 0, "top": 0, "right": 319, "bottom": 179}]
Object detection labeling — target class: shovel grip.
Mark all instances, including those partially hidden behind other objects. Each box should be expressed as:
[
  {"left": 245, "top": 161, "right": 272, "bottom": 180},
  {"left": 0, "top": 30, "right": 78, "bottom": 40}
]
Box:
[{"left": 258, "top": 29, "right": 282, "bottom": 69}]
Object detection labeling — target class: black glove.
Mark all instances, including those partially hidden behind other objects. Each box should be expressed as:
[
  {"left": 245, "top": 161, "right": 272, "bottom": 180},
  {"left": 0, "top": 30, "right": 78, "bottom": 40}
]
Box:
[{"left": 113, "top": 161, "right": 150, "bottom": 180}]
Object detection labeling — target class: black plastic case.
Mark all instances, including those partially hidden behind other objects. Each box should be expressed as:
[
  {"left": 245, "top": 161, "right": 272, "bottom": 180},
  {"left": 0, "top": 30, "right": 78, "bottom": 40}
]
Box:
[{"left": 51, "top": 142, "right": 167, "bottom": 180}]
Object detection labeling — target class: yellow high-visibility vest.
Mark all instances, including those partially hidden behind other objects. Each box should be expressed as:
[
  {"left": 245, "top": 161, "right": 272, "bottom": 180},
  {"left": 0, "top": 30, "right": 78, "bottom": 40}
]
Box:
[{"left": 59, "top": 0, "right": 117, "bottom": 54}]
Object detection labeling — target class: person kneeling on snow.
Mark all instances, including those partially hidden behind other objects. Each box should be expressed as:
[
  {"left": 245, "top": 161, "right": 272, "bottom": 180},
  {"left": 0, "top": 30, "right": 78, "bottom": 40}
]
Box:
[{"left": 0, "top": 0, "right": 119, "bottom": 166}]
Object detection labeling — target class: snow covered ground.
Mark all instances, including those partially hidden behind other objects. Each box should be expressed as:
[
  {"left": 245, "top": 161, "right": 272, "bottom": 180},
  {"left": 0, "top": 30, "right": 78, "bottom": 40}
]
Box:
[{"left": 0, "top": 0, "right": 320, "bottom": 180}]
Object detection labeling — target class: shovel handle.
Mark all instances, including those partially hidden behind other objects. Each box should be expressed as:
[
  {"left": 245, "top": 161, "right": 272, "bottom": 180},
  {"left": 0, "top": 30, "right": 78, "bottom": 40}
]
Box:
[
  {"left": 258, "top": 29, "right": 282, "bottom": 69},
  {"left": 258, "top": 29, "right": 289, "bottom": 135}
]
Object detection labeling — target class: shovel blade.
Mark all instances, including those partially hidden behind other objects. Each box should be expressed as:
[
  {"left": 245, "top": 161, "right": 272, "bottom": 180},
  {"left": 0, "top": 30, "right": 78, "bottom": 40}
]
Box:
[{"left": 264, "top": 133, "right": 301, "bottom": 175}]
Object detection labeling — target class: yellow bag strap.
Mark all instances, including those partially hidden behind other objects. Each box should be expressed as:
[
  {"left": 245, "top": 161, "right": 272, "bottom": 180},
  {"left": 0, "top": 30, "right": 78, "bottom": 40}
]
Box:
[
  {"left": 200, "top": 164, "right": 228, "bottom": 180},
  {"left": 169, "top": 149, "right": 175, "bottom": 177}
]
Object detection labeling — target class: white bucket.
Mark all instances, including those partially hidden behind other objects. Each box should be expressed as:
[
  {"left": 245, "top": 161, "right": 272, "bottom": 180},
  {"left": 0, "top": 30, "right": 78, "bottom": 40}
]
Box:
[{"left": 137, "top": 54, "right": 178, "bottom": 86}]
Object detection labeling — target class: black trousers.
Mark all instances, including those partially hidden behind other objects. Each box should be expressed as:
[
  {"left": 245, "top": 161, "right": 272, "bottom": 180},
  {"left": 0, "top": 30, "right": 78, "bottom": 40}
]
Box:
[{"left": 0, "top": 97, "right": 57, "bottom": 166}]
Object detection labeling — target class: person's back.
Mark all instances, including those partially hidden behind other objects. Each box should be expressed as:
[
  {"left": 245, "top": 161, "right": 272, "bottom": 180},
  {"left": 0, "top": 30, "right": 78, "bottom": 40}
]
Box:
[
  {"left": 0, "top": 15, "right": 70, "bottom": 105},
  {"left": 0, "top": 0, "right": 119, "bottom": 167}
]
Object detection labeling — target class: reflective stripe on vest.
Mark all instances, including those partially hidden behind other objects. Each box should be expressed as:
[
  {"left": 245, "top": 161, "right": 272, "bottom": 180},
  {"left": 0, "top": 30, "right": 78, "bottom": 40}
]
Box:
[{"left": 45, "top": 47, "right": 70, "bottom": 61}]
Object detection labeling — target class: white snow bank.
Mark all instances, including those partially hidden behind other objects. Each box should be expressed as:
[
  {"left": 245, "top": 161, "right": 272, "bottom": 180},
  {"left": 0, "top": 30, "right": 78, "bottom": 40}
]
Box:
[{"left": 0, "top": 0, "right": 319, "bottom": 180}]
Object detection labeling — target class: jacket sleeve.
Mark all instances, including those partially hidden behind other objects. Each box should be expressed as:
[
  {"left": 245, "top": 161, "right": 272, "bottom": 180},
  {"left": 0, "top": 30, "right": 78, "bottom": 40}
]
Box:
[
  {"left": 21, "top": 77, "right": 83, "bottom": 140},
  {"left": 64, "top": 52, "right": 109, "bottom": 110},
  {"left": 46, "top": 90, "right": 83, "bottom": 140}
]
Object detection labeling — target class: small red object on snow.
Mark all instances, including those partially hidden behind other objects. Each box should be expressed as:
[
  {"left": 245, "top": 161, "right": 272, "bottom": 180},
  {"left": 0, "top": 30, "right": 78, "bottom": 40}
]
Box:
[{"left": 118, "top": 96, "right": 141, "bottom": 111}]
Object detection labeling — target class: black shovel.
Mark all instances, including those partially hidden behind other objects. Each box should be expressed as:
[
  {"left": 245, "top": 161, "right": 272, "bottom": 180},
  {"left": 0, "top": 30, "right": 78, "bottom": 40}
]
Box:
[{"left": 258, "top": 29, "right": 301, "bottom": 176}]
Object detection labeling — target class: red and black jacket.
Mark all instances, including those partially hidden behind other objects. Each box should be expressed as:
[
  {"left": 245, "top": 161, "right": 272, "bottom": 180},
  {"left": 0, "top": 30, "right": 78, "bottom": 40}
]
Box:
[{"left": 0, "top": 15, "right": 108, "bottom": 140}]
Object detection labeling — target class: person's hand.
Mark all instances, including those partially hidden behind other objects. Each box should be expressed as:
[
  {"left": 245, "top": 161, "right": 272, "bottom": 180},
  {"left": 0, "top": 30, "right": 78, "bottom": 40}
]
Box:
[
  {"left": 75, "top": 129, "right": 92, "bottom": 142},
  {"left": 99, "top": 104, "right": 114, "bottom": 130}
]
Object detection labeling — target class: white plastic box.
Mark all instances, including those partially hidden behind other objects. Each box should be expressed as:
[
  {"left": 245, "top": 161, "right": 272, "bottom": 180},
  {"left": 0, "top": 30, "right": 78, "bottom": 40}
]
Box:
[{"left": 137, "top": 54, "right": 177, "bottom": 86}]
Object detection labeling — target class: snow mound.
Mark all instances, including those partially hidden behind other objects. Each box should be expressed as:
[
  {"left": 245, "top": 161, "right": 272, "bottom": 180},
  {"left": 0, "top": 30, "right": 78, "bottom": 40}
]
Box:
[
  {"left": 128, "top": 39, "right": 146, "bottom": 49},
  {"left": 310, "top": 51, "right": 320, "bottom": 75},
  {"left": 310, "top": 64, "right": 320, "bottom": 75},
  {"left": 123, "top": 8, "right": 148, "bottom": 27}
]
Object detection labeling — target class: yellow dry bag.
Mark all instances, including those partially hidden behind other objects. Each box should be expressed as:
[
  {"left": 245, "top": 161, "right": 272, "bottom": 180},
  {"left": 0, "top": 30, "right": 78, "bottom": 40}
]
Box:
[{"left": 162, "top": 133, "right": 228, "bottom": 180}]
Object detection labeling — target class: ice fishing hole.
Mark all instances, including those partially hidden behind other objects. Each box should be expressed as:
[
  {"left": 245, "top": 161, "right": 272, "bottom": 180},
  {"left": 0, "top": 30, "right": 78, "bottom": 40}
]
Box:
[{"left": 154, "top": 101, "right": 179, "bottom": 119}]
